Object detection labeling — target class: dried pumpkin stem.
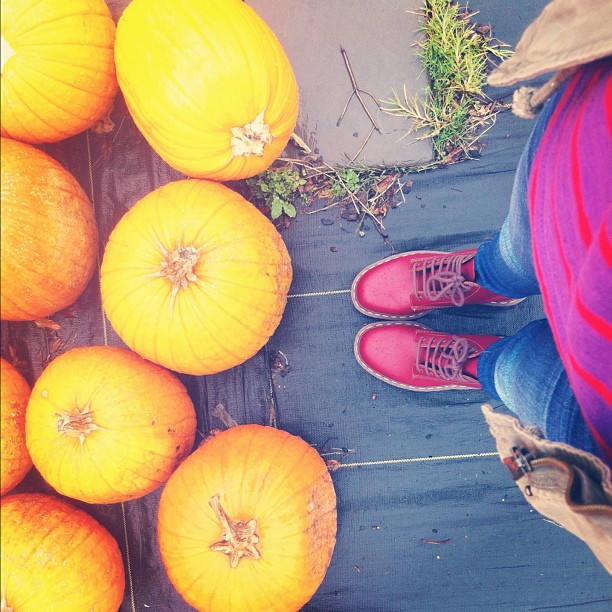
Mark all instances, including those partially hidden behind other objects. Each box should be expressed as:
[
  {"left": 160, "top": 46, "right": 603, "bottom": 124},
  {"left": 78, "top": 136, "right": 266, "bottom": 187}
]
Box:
[
  {"left": 55, "top": 402, "right": 99, "bottom": 452},
  {"left": 209, "top": 493, "right": 261, "bottom": 568},
  {"left": 155, "top": 245, "right": 199, "bottom": 299},
  {"left": 230, "top": 110, "right": 274, "bottom": 158}
]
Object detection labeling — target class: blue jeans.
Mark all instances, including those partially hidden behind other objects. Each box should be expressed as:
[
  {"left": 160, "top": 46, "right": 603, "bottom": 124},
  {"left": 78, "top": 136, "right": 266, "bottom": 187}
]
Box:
[{"left": 473, "top": 89, "right": 597, "bottom": 455}]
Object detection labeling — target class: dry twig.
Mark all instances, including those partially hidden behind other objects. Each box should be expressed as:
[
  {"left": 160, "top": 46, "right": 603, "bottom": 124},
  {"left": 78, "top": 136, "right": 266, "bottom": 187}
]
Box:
[{"left": 338, "top": 47, "right": 382, "bottom": 162}]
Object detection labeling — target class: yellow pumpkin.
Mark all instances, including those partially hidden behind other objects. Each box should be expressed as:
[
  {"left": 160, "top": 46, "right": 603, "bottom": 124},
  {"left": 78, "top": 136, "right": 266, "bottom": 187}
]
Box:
[
  {"left": 100, "top": 179, "right": 293, "bottom": 375},
  {"left": 1, "top": 0, "right": 118, "bottom": 143},
  {"left": 114, "top": 0, "right": 298, "bottom": 180},
  {"left": 0, "top": 358, "right": 32, "bottom": 496},
  {"left": 25, "top": 345, "right": 197, "bottom": 504},
  {"left": 1, "top": 493, "right": 125, "bottom": 611},
  {"left": 158, "top": 425, "right": 337, "bottom": 612},
  {"left": 0, "top": 137, "right": 99, "bottom": 321}
]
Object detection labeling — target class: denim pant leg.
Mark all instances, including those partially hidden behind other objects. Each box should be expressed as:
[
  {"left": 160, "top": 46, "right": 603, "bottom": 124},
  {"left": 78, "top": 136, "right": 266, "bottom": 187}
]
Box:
[
  {"left": 478, "top": 320, "right": 598, "bottom": 454},
  {"left": 472, "top": 88, "right": 596, "bottom": 455},
  {"left": 472, "top": 87, "right": 559, "bottom": 298}
]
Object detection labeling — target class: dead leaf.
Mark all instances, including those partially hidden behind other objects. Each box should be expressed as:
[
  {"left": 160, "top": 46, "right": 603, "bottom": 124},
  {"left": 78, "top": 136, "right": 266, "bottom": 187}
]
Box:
[
  {"left": 475, "top": 23, "right": 492, "bottom": 36},
  {"left": 374, "top": 174, "right": 397, "bottom": 194},
  {"left": 326, "top": 459, "right": 341, "bottom": 472},
  {"left": 7, "top": 345, "right": 28, "bottom": 376},
  {"left": 317, "top": 186, "right": 331, "bottom": 199},
  {"left": 210, "top": 403, "right": 239, "bottom": 429},
  {"left": 34, "top": 318, "right": 61, "bottom": 331},
  {"left": 49, "top": 337, "right": 63, "bottom": 355},
  {"left": 90, "top": 108, "right": 115, "bottom": 135},
  {"left": 270, "top": 350, "right": 292, "bottom": 377}
]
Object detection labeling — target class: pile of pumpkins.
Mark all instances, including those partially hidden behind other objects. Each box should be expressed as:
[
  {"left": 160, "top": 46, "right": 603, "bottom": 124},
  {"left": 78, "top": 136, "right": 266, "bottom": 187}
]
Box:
[{"left": 0, "top": 1, "right": 337, "bottom": 611}]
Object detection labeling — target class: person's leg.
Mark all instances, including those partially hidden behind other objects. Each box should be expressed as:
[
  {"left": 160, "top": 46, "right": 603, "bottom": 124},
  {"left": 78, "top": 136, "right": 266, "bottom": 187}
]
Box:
[
  {"left": 351, "top": 87, "right": 568, "bottom": 319},
  {"left": 478, "top": 319, "right": 598, "bottom": 455},
  {"left": 473, "top": 86, "right": 562, "bottom": 298}
]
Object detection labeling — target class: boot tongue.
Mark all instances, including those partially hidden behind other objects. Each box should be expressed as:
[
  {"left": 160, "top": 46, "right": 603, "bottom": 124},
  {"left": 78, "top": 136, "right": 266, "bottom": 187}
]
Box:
[
  {"left": 461, "top": 256, "right": 476, "bottom": 282},
  {"left": 462, "top": 355, "right": 479, "bottom": 380}
]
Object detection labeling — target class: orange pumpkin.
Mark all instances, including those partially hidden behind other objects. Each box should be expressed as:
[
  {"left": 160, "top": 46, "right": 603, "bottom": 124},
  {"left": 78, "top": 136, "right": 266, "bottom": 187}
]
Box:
[
  {"left": 0, "top": 358, "right": 32, "bottom": 496},
  {"left": 25, "top": 345, "right": 197, "bottom": 504},
  {"left": 0, "top": 137, "right": 99, "bottom": 321},
  {"left": 1, "top": 492, "right": 125, "bottom": 611},
  {"left": 1, "top": 0, "right": 118, "bottom": 143},
  {"left": 158, "top": 425, "right": 337, "bottom": 612},
  {"left": 100, "top": 179, "right": 293, "bottom": 375},
  {"left": 115, "top": 0, "right": 298, "bottom": 180}
]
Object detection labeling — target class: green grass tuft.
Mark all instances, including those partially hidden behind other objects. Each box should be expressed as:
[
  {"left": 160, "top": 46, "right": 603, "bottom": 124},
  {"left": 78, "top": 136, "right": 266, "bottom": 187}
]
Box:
[{"left": 383, "top": 0, "right": 511, "bottom": 161}]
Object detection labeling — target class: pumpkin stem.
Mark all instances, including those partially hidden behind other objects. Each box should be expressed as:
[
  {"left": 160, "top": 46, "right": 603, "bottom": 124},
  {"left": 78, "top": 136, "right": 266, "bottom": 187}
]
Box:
[
  {"left": 154, "top": 245, "right": 200, "bottom": 303},
  {"left": 55, "top": 402, "right": 100, "bottom": 452},
  {"left": 209, "top": 493, "right": 261, "bottom": 568},
  {"left": 230, "top": 111, "right": 274, "bottom": 158},
  {"left": 1, "top": 32, "right": 16, "bottom": 74}
]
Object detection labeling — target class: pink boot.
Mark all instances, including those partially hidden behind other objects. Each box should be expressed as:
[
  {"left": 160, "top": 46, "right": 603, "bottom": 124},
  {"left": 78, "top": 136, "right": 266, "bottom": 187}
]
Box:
[
  {"left": 354, "top": 321, "right": 501, "bottom": 391},
  {"left": 351, "top": 248, "right": 523, "bottom": 319}
]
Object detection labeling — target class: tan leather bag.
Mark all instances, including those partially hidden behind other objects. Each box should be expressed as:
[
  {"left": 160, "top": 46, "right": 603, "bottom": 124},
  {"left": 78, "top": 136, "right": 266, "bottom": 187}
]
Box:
[
  {"left": 487, "top": 0, "right": 612, "bottom": 117},
  {"left": 482, "top": 405, "right": 612, "bottom": 574}
]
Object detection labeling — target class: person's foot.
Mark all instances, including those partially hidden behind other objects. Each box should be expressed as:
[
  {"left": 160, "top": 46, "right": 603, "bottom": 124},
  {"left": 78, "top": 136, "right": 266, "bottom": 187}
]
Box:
[
  {"left": 354, "top": 321, "right": 501, "bottom": 391},
  {"left": 351, "top": 248, "right": 523, "bottom": 319}
]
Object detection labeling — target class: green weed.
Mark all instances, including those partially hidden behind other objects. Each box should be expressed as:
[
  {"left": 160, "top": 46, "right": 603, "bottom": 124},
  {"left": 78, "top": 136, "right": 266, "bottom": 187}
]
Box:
[
  {"left": 329, "top": 168, "right": 362, "bottom": 198},
  {"left": 382, "top": 0, "right": 511, "bottom": 161},
  {"left": 246, "top": 166, "right": 306, "bottom": 219}
]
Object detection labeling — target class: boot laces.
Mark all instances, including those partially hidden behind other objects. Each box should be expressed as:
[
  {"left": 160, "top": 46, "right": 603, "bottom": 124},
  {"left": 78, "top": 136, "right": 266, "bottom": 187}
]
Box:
[
  {"left": 415, "top": 335, "right": 474, "bottom": 381},
  {"left": 413, "top": 253, "right": 470, "bottom": 306}
]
